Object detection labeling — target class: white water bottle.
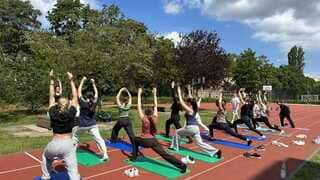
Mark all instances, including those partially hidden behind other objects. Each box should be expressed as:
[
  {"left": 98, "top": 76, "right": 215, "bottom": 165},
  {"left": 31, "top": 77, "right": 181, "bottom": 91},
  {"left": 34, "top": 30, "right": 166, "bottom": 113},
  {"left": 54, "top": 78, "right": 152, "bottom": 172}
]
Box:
[{"left": 280, "top": 161, "right": 287, "bottom": 179}]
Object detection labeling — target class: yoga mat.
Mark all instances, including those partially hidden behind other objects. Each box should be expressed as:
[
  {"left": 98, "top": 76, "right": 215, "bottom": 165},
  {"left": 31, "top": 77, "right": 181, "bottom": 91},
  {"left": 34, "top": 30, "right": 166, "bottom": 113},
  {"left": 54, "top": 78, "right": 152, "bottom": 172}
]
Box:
[
  {"left": 245, "top": 135, "right": 266, "bottom": 141},
  {"left": 124, "top": 156, "right": 189, "bottom": 179},
  {"left": 105, "top": 139, "right": 141, "bottom": 153},
  {"left": 34, "top": 171, "right": 71, "bottom": 180},
  {"left": 168, "top": 147, "right": 222, "bottom": 163},
  {"left": 155, "top": 134, "right": 188, "bottom": 144},
  {"left": 77, "top": 149, "right": 105, "bottom": 166},
  {"left": 201, "top": 134, "right": 253, "bottom": 150}
]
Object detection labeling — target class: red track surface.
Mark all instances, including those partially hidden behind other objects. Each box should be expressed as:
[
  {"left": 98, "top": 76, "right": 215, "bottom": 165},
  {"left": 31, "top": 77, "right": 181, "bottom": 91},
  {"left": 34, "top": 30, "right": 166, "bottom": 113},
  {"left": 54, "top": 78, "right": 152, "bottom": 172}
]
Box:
[{"left": 0, "top": 103, "right": 320, "bottom": 180}]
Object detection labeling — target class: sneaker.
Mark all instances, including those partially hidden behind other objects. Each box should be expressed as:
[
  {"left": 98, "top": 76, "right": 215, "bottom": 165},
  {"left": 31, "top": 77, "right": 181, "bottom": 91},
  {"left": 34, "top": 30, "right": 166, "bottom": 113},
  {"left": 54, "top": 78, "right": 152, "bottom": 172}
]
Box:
[
  {"left": 256, "top": 145, "right": 266, "bottom": 151},
  {"left": 280, "top": 130, "right": 285, "bottom": 135},
  {"left": 247, "top": 140, "right": 252, "bottom": 146},
  {"left": 181, "top": 156, "right": 195, "bottom": 164},
  {"left": 125, "top": 168, "right": 139, "bottom": 177},
  {"left": 180, "top": 164, "right": 187, "bottom": 173},
  {"left": 101, "top": 155, "right": 109, "bottom": 161},
  {"left": 132, "top": 167, "right": 139, "bottom": 176},
  {"left": 312, "top": 136, "right": 320, "bottom": 144},
  {"left": 243, "top": 152, "right": 261, "bottom": 159},
  {"left": 293, "top": 140, "right": 305, "bottom": 146},
  {"left": 261, "top": 135, "right": 266, "bottom": 139},
  {"left": 295, "top": 134, "right": 307, "bottom": 139},
  {"left": 215, "top": 150, "right": 222, "bottom": 159}
]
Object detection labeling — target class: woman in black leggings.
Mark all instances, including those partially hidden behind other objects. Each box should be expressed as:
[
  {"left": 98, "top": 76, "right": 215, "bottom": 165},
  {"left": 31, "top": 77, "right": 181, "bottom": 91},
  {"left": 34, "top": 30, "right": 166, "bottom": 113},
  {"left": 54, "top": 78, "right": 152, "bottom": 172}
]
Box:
[
  {"left": 233, "top": 89, "right": 265, "bottom": 138},
  {"left": 208, "top": 92, "right": 252, "bottom": 146},
  {"left": 252, "top": 91, "right": 284, "bottom": 134},
  {"left": 165, "top": 81, "right": 182, "bottom": 137}
]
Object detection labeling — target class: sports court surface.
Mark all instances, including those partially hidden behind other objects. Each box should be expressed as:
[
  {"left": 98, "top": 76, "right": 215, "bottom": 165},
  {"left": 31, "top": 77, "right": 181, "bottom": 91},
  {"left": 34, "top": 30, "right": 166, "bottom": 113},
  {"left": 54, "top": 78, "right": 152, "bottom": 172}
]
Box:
[{"left": 0, "top": 103, "right": 319, "bottom": 180}]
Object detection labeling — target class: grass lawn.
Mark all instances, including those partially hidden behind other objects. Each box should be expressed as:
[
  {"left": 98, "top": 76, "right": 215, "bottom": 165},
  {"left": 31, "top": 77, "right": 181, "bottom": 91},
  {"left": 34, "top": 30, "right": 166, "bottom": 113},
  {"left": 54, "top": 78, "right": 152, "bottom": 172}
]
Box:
[
  {"left": 0, "top": 106, "right": 218, "bottom": 155},
  {"left": 292, "top": 149, "right": 320, "bottom": 180}
]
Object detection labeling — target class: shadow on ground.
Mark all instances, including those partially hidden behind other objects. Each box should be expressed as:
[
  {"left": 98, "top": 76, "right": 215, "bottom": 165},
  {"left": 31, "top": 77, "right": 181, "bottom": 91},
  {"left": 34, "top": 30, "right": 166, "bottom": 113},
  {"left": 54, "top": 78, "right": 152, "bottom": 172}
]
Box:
[{"left": 253, "top": 157, "right": 320, "bottom": 180}]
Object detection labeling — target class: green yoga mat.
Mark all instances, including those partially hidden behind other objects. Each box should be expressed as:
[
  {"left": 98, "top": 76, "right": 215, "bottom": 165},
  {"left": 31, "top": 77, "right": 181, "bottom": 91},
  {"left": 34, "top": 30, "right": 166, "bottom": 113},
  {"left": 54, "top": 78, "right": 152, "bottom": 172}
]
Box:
[
  {"left": 124, "top": 156, "right": 189, "bottom": 179},
  {"left": 76, "top": 149, "right": 105, "bottom": 166},
  {"left": 168, "top": 147, "right": 222, "bottom": 163},
  {"left": 155, "top": 134, "right": 188, "bottom": 144}
]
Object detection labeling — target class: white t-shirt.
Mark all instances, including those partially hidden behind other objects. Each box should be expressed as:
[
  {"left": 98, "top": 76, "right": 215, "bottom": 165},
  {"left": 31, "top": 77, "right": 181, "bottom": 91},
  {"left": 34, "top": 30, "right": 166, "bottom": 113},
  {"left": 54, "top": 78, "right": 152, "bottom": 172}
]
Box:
[{"left": 231, "top": 97, "right": 240, "bottom": 110}]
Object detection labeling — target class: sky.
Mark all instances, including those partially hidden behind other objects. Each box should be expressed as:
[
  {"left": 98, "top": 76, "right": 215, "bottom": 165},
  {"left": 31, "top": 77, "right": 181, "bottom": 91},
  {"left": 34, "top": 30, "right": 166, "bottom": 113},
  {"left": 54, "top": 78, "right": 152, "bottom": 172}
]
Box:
[{"left": 27, "top": 0, "right": 320, "bottom": 80}]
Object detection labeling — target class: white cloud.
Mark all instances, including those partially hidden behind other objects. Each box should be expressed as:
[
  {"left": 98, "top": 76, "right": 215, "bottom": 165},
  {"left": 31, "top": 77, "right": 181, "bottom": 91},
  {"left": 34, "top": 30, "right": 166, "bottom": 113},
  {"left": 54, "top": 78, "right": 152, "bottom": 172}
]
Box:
[
  {"left": 163, "top": 0, "right": 202, "bottom": 15},
  {"left": 305, "top": 73, "right": 320, "bottom": 81},
  {"left": 163, "top": 31, "right": 182, "bottom": 46},
  {"left": 24, "top": 0, "right": 99, "bottom": 28},
  {"left": 163, "top": 1, "right": 182, "bottom": 15},
  {"left": 163, "top": 0, "right": 320, "bottom": 52}
]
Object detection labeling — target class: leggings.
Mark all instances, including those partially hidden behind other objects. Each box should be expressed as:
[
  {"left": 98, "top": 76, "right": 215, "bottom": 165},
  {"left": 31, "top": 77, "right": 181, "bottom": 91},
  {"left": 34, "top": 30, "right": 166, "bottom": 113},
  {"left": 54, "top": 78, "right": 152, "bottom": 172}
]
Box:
[
  {"left": 111, "top": 117, "right": 136, "bottom": 149},
  {"left": 253, "top": 116, "right": 281, "bottom": 132},
  {"left": 165, "top": 114, "right": 182, "bottom": 136},
  {"left": 233, "top": 115, "right": 263, "bottom": 136},
  {"left": 132, "top": 137, "right": 185, "bottom": 170},
  {"left": 280, "top": 113, "right": 295, "bottom": 128},
  {"left": 209, "top": 122, "right": 247, "bottom": 141}
]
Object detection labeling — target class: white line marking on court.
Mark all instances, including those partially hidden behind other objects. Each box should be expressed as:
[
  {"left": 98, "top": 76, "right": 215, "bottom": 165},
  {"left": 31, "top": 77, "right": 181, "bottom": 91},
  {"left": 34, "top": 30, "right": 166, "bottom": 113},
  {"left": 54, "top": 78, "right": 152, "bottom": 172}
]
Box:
[
  {"left": 0, "top": 165, "right": 40, "bottom": 175},
  {"left": 24, "top": 151, "right": 42, "bottom": 164},
  {"left": 185, "top": 119, "right": 320, "bottom": 180}
]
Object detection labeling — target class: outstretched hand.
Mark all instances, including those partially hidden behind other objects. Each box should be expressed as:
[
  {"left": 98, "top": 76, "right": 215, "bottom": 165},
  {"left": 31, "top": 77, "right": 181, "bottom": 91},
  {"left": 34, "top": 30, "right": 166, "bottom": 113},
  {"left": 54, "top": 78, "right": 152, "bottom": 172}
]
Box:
[
  {"left": 49, "top": 69, "right": 54, "bottom": 78},
  {"left": 152, "top": 87, "right": 157, "bottom": 95},
  {"left": 67, "top": 72, "right": 74, "bottom": 81},
  {"left": 171, "top": 81, "right": 175, "bottom": 89}
]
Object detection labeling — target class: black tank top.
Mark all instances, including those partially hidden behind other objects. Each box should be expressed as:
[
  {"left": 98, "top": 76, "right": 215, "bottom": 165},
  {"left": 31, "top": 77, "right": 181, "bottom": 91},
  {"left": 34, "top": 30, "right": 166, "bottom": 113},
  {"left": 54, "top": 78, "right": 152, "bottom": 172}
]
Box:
[{"left": 49, "top": 105, "right": 76, "bottom": 134}]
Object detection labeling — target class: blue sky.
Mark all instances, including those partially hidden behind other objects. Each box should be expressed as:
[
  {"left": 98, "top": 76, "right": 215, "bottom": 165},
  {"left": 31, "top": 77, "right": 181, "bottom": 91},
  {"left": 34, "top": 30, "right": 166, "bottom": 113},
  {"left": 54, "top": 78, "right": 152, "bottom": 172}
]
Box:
[{"left": 29, "top": 0, "right": 320, "bottom": 80}]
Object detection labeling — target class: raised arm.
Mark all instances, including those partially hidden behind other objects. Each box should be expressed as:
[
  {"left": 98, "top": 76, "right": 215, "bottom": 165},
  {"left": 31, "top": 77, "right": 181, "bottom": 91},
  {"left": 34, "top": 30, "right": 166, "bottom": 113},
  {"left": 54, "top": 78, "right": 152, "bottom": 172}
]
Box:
[
  {"left": 125, "top": 88, "right": 132, "bottom": 107},
  {"left": 67, "top": 72, "right": 78, "bottom": 107},
  {"left": 238, "top": 89, "right": 245, "bottom": 104},
  {"left": 153, "top": 87, "right": 158, "bottom": 117},
  {"left": 258, "top": 91, "right": 263, "bottom": 104},
  {"left": 218, "top": 91, "right": 223, "bottom": 110},
  {"left": 137, "top": 88, "right": 144, "bottom": 119},
  {"left": 177, "top": 86, "right": 193, "bottom": 113},
  {"left": 91, "top": 79, "right": 98, "bottom": 102},
  {"left": 171, "top": 81, "right": 177, "bottom": 103},
  {"left": 187, "top": 84, "right": 193, "bottom": 98},
  {"left": 78, "top": 77, "right": 86, "bottom": 98},
  {"left": 116, "top": 88, "right": 125, "bottom": 107},
  {"left": 49, "top": 70, "right": 55, "bottom": 108},
  {"left": 57, "top": 78, "right": 62, "bottom": 95},
  {"left": 263, "top": 92, "right": 268, "bottom": 104},
  {"left": 197, "top": 88, "right": 203, "bottom": 107}
]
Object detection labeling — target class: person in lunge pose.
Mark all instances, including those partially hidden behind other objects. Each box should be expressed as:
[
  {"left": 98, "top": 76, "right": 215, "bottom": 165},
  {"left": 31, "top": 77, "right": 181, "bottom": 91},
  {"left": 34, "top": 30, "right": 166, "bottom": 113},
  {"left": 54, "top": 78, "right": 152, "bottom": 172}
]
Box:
[
  {"left": 41, "top": 70, "right": 80, "bottom": 180},
  {"left": 277, "top": 101, "right": 295, "bottom": 128},
  {"left": 110, "top": 87, "right": 135, "bottom": 146},
  {"left": 165, "top": 81, "right": 182, "bottom": 137},
  {"left": 208, "top": 92, "right": 252, "bottom": 145},
  {"left": 252, "top": 91, "right": 284, "bottom": 134},
  {"left": 170, "top": 86, "right": 222, "bottom": 159},
  {"left": 72, "top": 77, "right": 108, "bottom": 161},
  {"left": 130, "top": 87, "right": 187, "bottom": 173},
  {"left": 233, "top": 89, "right": 265, "bottom": 138}
]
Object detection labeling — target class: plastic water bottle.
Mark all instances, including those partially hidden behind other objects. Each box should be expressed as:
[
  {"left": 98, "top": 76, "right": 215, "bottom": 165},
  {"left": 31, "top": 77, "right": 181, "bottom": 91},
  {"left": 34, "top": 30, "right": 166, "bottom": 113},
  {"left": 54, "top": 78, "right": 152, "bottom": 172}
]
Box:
[{"left": 280, "top": 161, "right": 287, "bottom": 179}]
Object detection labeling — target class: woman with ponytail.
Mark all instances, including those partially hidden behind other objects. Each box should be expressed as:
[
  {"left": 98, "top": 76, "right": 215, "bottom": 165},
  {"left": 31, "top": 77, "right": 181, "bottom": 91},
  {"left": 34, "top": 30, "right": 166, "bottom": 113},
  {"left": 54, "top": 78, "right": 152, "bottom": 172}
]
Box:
[{"left": 130, "top": 87, "right": 187, "bottom": 173}]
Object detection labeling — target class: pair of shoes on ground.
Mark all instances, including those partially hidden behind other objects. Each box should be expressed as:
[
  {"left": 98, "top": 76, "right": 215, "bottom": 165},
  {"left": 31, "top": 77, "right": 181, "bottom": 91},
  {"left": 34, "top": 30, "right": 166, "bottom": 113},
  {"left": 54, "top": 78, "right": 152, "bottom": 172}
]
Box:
[
  {"left": 292, "top": 140, "right": 305, "bottom": 146},
  {"left": 243, "top": 152, "right": 261, "bottom": 159},
  {"left": 295, "top": 134, "right": 307, "bottom": 139},
  {"left": 272, "top": 140, "right": 289, "bottom": 148},
  {"left": 124, "top": 167, "right": 139, "bottom": 177},
  {"left": 256, "top": 145, "right": 266, "bottom": 151}
]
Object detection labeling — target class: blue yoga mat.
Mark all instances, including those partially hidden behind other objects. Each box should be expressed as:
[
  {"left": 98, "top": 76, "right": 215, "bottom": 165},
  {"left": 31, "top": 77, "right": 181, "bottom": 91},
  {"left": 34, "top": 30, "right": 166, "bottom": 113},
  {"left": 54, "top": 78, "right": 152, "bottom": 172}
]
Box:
[
  {"left": 105, "top": 139, "right": 142, "bottom": 153},
  {"left": 245, "top": 135, "right": 266, "bottom": 141},
  {"left": 34, "top": 171, "right": 70, "bottom": 180},
  {"left": 201, "top": 134, "right": 253, "bottom": 150}
]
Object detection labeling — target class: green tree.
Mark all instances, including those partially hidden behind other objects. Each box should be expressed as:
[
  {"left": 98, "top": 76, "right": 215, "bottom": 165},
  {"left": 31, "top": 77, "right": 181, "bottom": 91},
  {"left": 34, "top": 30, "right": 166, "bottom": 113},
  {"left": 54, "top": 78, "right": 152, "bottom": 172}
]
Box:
[
  {"left": 0, "top": 0, "right": 41, "bottom": 56},
  {"left": 176, "top": 30, "right": 229, "bottom": 88},
  {"left": 288, "top": 45, "right": 305, "bottom": 74}
]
